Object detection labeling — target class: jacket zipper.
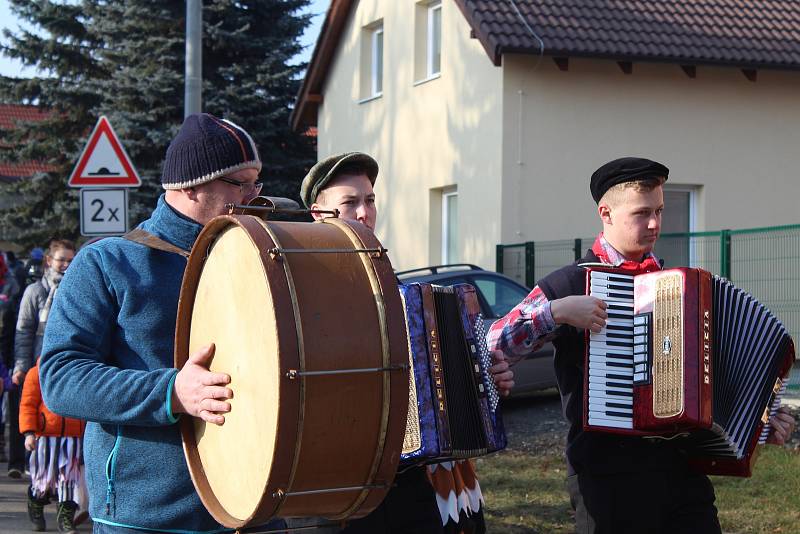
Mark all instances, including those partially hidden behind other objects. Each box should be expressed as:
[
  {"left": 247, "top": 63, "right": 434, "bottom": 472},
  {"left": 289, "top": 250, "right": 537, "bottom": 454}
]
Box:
[{"left": 105, "top": 426, "right": 122, "bottom": 515}]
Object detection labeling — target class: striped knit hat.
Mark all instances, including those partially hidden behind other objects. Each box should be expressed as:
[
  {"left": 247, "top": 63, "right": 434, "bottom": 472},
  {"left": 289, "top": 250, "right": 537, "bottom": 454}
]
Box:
[{"left": 161, "top": 113, "right": 262, "bottom": 190}]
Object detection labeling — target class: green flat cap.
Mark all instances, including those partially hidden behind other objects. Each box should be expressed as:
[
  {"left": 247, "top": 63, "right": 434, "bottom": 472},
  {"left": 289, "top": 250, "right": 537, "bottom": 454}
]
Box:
[{"left": 300, "top": 152, "right": 379, "bottom": 207}]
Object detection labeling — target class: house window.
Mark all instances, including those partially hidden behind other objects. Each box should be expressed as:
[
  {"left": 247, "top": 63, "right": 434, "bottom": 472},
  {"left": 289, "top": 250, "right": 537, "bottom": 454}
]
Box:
[
  {"left": 442, "top": 190, "right": 458, "bottom": 263},
  {"left": 655, "top": 185, "right": 700, "bottom": 268},
  {"left": 427, "top": 2, "right": 441, "bottom": 77},
  {"left": 371, "top": 26, "right": 384, "bottom": 96},
  {"left": 414, "top": 1, "right": 441, "bottom": 83},
  {"left": 360, "top": 21, "right": 384, "bottom": 101}
]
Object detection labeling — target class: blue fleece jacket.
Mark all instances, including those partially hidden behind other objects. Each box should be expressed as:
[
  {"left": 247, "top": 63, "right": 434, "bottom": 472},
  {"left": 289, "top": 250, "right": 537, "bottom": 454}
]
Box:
[{"left": 39, "top": 196, "right": 227, "bottom": 533}]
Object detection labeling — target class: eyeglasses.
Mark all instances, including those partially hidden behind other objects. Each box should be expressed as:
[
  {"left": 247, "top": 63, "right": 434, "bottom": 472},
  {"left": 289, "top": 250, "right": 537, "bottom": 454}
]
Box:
[{"left": 218, "top": 176, "right": 263, "bottom": 196}]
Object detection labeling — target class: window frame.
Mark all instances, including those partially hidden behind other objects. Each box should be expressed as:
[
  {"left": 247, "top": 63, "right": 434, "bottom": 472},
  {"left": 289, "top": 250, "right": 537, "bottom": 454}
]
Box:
[
  {"left": 427, "top": 1, "right": 442, "bottom": 78},
  {"left": 441, "top": 190, "right": 458, "bottom": 264},
  {"left": 371, "top": 25, "right": 384, "bottom": 97}
]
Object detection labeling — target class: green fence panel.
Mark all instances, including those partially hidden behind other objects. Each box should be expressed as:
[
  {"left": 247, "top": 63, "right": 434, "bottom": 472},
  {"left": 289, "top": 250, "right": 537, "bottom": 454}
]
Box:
[
  {"left": 655, "top": 232, "right": 722, "bottom": 274},
  {"left": 497, "top": 224, "right": 800, "bottom": 389}
]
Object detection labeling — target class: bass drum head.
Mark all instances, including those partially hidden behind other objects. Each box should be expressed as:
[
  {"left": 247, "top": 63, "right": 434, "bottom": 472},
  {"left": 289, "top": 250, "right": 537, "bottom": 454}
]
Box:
[{"left": 188, "top": 223, "right": 279, "bottom": 522}]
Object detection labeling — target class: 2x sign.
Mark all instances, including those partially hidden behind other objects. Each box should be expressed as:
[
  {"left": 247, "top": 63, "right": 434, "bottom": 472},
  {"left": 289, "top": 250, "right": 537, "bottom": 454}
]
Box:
[{"left": 80, "top": 189, "right": 128, "bottom": 236}]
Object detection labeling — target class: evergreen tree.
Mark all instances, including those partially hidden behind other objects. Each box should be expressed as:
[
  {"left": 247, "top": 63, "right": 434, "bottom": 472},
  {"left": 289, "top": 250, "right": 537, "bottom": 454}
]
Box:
[{"left": 0, "top": 0, "right": 314, "bottom": 248}]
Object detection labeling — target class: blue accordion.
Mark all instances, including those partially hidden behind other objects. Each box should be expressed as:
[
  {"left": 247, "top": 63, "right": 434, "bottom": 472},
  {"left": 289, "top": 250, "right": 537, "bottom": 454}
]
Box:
[{"left": 399, "top": 282, "right": 507, "bottom": 464}]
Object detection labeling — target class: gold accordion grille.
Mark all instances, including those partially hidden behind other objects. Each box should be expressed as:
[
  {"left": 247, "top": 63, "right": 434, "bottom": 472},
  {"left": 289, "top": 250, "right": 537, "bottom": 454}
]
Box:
[
  {"left": 653, "top": 273, "right": 684, "bottom": 418},
  {"left": 400, "top": 294, "right": 422, "bottom": 454}
]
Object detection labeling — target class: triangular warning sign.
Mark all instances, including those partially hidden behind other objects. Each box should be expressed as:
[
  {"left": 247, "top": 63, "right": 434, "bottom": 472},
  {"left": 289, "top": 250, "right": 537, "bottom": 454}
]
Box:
[{"left": 68, "top": 116, "right": 141, "bottom": 187}]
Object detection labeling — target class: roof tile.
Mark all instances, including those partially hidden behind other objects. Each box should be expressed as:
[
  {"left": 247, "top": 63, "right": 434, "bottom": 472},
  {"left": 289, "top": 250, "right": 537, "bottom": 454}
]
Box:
[{"left": 460, "top": 0, "right": 800, "bottom": 68}]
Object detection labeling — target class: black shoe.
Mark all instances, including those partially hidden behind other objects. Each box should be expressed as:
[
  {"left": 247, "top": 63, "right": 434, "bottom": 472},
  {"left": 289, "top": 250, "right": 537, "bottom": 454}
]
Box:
[
  {"left": 8, "top": 467, "right": 22, "bottom": 479},
  {"left": 27, "top": 491, "right": 46, "bottom": 532},
  {"left": 57, "top": 500, "right": 79, "bottom": 534}
]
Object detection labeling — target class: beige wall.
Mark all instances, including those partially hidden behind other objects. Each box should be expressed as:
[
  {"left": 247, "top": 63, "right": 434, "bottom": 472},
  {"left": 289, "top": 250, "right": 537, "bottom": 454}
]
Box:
[
  {"left": 316, "top": 0, "right": 504, "bottom": 271},
  {"left": 316, "top": 4, "right": 800, "bottom": 273},
  {"left": 500, "top": 56, "right": 800, "bottom": 244}
]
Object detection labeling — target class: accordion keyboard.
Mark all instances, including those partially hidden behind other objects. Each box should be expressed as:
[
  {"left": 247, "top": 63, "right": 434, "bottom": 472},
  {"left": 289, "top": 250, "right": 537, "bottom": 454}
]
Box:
[{"left": 587, "top": 271, "right": 638, "bottom": 429}]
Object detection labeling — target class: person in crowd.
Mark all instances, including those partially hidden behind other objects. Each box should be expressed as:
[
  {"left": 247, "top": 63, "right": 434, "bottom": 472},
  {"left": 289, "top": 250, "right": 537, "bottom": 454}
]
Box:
[
  {"left": 487, "top": 157, "right": 796, "bottom": 533},
  {"left": 20, "top": 356, "right": 86, "bottom": 533},
  {"left": 13, "top": 239, "right": 77, "bottom": 383},
  {"left": 298, "top": 152, "right": 514, "bottom": 534},
  {"left": 39, "top": 113, "right": 284, "bottom": 532},
  {"left": 0, "top": 251, "right": 23, "bottom": 477}
]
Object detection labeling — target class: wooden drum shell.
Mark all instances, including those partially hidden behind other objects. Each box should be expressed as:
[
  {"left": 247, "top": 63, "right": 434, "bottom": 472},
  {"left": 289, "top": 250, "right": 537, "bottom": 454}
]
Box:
[{"left": 175, "top": 215, "right": 409, "bottom": 528}]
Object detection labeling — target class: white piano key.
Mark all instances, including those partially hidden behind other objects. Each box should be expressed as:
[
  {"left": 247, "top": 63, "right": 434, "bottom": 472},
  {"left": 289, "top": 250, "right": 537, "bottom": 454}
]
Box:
[
  {"left": 589, "top": 385, "right": 635, "bottom": 395},
  {"left": 588, "top": 364, "right": 634, "bottom": 375},
  {"left": 634, "top": 315, "right": 649, "bottom": 326},
  {"left": 633, "top": 335, "right": 648, "bottom": 344},
  {"left": 634, "top": 364, "right": 648, "bottom": 373},
  {"left": 589, "top": 397, "right": 633, "bottom": 409},
  {"left": 634, "top": 372, "right": 649, "bottom": 382},
  {"left": 589, "top": 375, "right": 633, "bottom": 386},
  {"left": 590, "top": 283, "right": 634, "bottom": 295},
  {"left": 633, "top": 353, "right": 648, "bottom": 364},
  {"left": 633, "top": 326, "right": 648, "bottom": 335},
  {"left": 588, "top": 342, "right": 633, "bottom": 354},
  {"left": 590, "top": 272, "right": 634, "bottom": 283},
  {"left": 588, "top": 417, "right": 634, "bottom": 428}
]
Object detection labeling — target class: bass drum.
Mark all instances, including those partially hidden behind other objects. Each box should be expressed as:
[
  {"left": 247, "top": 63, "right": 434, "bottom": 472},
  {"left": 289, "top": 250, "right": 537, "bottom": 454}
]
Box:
[{"left": 174, "top": 214, "right": 409, "bottom": 528}]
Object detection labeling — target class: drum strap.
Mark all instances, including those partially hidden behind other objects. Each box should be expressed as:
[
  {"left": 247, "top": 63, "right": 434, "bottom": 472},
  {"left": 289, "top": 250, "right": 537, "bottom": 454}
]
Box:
[{"left": 122, "top": 228, "right": 190, "bottom": 258}]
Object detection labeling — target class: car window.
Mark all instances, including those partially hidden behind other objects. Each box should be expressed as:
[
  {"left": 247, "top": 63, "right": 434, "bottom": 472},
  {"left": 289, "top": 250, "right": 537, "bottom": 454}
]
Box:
[{"left": 470, "top": 276, "right": 530, "bottom": 318}]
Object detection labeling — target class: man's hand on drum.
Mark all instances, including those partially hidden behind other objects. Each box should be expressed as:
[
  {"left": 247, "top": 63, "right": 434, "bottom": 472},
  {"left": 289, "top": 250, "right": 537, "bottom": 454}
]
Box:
[
  {"left": 766, "top": 406, "right": 796, "bottom": 446},
  {"left": 490, "top": 350, "right": 514, "bottom": 397},
  {"left": 550, "top": 295, "right": 607, "bottom": 333},
  {"left": 173, "top": 343, "right": 233, "bottom": 425}
]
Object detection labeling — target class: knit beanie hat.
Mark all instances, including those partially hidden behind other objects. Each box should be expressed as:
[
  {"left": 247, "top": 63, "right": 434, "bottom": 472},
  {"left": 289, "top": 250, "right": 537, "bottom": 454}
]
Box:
[{"left": 161, "top": 113, "right": 262, "bottom": 190}]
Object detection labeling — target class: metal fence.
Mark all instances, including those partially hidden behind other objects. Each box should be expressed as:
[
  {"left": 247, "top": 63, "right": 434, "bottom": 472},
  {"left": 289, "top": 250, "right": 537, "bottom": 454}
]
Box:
[{"left": 496, "top": 224, "right": 800, "bottom": 389}]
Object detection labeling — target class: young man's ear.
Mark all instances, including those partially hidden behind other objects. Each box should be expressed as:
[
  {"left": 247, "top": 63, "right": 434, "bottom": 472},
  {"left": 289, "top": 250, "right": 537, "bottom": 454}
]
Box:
[
  {"left": 309, "top": 202, "right": 325, "bottom": 221},
  {"left": 598, "top": 203, "right": 613, "bottom": 225}
]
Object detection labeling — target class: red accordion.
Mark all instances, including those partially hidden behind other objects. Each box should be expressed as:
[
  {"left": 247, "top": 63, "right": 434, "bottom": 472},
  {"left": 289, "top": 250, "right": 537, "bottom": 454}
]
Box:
[{"left": 583, "top": 266, "right": 795, "bottom": 476}]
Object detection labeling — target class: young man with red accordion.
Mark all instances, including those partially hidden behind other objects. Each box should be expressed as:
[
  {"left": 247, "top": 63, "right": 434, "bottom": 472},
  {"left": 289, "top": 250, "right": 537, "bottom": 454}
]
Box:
[{"left": 487, "top": 157, "right": 795, "bottom": 534}]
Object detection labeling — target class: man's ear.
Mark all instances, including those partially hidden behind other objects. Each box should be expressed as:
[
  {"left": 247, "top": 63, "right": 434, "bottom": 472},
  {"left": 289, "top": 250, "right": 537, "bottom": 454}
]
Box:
[
  {"left": 181, "top": 187, "right": 199, "bottom": 201},
  {"left": 309, "top": 202, "right": 325, "bottom": 221},
  {"left": 598, "top": 203, "right": 612, "bottom": 225}
]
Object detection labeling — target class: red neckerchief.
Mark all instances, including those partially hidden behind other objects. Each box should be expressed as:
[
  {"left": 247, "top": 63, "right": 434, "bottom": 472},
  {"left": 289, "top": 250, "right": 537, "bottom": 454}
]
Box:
[{"left": 590, "top": 233, "right": 661, "bottom": 273}]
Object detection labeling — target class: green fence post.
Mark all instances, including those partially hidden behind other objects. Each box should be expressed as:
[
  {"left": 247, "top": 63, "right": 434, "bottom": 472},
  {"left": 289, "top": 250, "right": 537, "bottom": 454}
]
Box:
[
  {"left": 496, "top": 244, "right": 504, "bottom": 274},
  {"left": 574, "top": 238, "right": 582, "bottom": 261},
  {"left": 720, "top": 229, "right": 731, "bottom": 280},
  {"left": 525, "top": 241, "right": 535, "bottom": 288}
]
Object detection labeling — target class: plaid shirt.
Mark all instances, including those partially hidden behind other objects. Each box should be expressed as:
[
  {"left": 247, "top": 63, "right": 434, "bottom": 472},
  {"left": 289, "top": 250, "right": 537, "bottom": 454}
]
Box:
[{"left": 486, "top": 233, "right": 660, "bottom": 358}]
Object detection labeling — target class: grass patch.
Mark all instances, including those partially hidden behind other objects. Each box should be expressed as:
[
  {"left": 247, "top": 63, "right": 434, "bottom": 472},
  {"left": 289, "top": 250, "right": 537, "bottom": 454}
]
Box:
[{"left": 478, "top": 446, "right": 800, "bottom": 534}]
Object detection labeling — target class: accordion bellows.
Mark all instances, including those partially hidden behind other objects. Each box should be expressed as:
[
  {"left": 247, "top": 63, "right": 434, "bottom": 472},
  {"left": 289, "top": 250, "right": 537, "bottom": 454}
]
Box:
[{"left": 399, "top": 283, "right": 506, "bottom": 464}]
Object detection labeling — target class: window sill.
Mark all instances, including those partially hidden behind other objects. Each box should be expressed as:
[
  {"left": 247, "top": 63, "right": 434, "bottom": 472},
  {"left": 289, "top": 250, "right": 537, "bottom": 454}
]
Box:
[
  {"left": 413, "top": 73, "right": 441, "bottom": 87},
  {"left": 357, "top": 93, "right": 383, "bottom": 105}
]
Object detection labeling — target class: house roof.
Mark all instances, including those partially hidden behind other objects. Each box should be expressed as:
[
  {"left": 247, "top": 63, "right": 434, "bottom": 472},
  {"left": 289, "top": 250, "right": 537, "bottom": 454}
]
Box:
[
  {"left": 456, "top": 0, "right": 800, "bottom": 68},
  {"left": 291, "top": 0, "right": 800, "bottom": 130},
  {"left": 0, "top": 104, "right": 55, "bottom": 182}
]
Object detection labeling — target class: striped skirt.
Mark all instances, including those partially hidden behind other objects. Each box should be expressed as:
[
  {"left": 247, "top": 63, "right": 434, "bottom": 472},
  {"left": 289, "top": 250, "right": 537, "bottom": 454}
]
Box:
[{"left": 29, "top": 436, "right": 86, "bottom": 505}]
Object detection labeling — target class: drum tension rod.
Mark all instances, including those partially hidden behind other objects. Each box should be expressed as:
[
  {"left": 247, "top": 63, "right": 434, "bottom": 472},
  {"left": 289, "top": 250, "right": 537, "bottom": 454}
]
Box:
[
  {"left": 268, "top": 247, "right": 387, "bottom": 260},
  {"left": 272, "top": 483, "right": 389, "bottom": 499},
  {"left": 286, "top": 364, "right": 408, "bottom": 379}
]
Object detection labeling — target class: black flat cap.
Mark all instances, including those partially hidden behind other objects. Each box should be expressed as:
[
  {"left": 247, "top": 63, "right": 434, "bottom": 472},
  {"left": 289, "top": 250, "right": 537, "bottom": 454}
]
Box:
[
  {"left": 590, "top": 157, "right": 669, "bottom": 203},
  {"left": 300, "top": 152, "right": 379, "bottom": 208}
]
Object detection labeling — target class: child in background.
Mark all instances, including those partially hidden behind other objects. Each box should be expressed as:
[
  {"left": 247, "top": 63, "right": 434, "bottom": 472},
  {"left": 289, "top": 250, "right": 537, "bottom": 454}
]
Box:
[{"left": 19, "top": 358, "right": 86, "bottom": 533}]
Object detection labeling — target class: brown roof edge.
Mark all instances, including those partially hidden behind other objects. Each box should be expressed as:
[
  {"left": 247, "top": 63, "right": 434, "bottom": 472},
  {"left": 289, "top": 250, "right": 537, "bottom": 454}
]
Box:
[
  {"left": 453, "top": 0, "right": 502, "bottom": 67},
  {"left": 291, "top": 0, "right": 355, "bottom": 132}
]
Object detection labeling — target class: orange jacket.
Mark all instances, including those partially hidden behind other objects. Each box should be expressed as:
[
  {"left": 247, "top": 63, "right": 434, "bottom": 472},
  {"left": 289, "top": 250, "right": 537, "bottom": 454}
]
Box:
[{"left": 19, "top": 361, "right": 85, "bottom": 438}]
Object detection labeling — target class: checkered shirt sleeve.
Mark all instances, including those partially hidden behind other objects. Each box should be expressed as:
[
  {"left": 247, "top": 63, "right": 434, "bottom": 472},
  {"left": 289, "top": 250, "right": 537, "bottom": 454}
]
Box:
[{"left": 486, "top": 285, "right": 557, "bottom": 358}]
